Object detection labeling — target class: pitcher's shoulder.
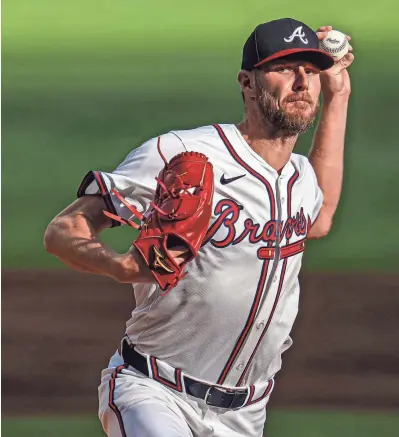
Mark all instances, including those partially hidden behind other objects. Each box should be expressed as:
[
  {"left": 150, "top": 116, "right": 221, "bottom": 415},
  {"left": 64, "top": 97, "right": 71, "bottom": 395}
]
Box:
[
  {"left": 169, "top": 124, "right": 234, "bottom": 146},
  {"left": 131, "top": 125, "right": 220, "bottom": 161},
  {"left": 290, "top": 153, "right": 319, "bottom": 186},
  {"left": 290, "top": 153, "right": 314, "bottom": 173}
]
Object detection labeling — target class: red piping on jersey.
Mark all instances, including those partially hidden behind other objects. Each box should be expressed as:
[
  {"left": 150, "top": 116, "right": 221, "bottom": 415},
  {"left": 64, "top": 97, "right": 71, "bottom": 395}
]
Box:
[
  {"left": 246, "top": 379, "right": 274, "bottom": 406},
  {"left": 287, "top": 170, "right": 299, "bottom": 218},
  {"left": 214, "top": 124, "right": 279, "bottom": 385},
  {"left": 247, "top": 385, "right": 255, "bottom": 404},
  {"left": 91, "top": 171, "right": 121, "bottom": 228},
  {"left": 257, "top": 170, "right": 303, "bottom": 259},
  {"left": 237, "top": 169, "right": 299, "bottom": 386},
  {"left": 213, "top": 124, "right": 276, "bottom": 220},
  {"left": 150, "top": 356, "right": 183, "bottom": 392},
  {"left": 237, "top": 258, "right": 288, "bottom": 385},
  {"left": 217, "top": 259, "right": 271, "bottom": 384},
  {"left": 93, "top": 171, "right": 108, "bottom": 196},
  {"left": 108, "top": 365, "right": 128, "bottom": 437}
]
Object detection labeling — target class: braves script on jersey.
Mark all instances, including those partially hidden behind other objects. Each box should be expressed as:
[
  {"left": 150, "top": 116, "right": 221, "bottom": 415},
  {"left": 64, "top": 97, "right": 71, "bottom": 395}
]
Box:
[{"left": 78, "top": 124, "right": 323, "bottom": 437}]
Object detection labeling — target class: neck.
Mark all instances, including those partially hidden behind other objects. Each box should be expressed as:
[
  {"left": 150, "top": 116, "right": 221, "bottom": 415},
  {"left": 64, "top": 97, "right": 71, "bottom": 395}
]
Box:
[{"left": 236, "top": 115, "right": 298, "bottom": 172}]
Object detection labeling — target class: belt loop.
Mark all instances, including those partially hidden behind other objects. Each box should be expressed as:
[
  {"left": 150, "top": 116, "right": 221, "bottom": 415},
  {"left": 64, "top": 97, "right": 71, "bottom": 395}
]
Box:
[
  {"left": 204, "top": 386, "right": 213, "bottom": 406},
  {"left": 243, "top": 385, "right": 253, "bottom": 407},
  {"left": 147, "top": 355, "right": 154, "bottom": 379},
  {"left": 120, "top": 336, "right": 129, "bottom": 361},
  {"left": 180, "top": 371, "right": 189, "bottom": 400}
]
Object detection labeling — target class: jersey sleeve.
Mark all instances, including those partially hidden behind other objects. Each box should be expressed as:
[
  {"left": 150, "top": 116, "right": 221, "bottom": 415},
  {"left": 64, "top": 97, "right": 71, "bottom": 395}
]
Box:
[
  {"left": 77, "top": 133, "right": 187, "bottom": 227},
  {"left": 308, "top": 161, "right": 324, "bottom": 224}
]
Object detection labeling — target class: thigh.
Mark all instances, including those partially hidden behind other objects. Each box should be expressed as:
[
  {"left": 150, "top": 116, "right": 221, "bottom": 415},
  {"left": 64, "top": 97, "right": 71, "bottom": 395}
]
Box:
[
  {"left": 102, "top": 399, "right": 194, "bottom": 437},
  {"left": 99, "top": 368, "right": 194, "bottom": 437}
]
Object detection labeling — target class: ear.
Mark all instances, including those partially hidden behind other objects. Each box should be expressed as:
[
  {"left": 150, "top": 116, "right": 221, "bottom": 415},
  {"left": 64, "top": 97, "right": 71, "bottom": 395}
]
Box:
[{"left": 237, "top": 70, "right": 256, "bottom": 100}]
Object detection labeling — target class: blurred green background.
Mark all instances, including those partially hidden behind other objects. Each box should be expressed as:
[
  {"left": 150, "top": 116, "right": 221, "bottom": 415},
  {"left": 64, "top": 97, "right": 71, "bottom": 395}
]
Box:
[
  {"left": 3, "top": 0, "right": 398, "bottom": 271},
  {"left": 3, "top": 411, "right": 399, "bottom": 437},
  {"left": 3, "top": 1, "right": 399, "bottom": 436}
]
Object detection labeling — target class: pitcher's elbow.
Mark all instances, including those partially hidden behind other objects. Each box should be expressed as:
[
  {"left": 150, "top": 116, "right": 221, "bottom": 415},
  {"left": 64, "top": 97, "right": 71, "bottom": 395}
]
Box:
[
  {"left": 313, "top": 225, "right": 331, "bottom": 239},
  {"left": 308, "top": 217, "right": 333, "bottom": 239},
  {"left": 43, "top": 221, "right": 59, "bottom": 254}
]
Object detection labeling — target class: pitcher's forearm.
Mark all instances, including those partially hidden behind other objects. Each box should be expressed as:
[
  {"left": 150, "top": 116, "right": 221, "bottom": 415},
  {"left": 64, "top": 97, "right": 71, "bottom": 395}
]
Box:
[
  {"left": 309, "top": 95, "right": 349, "bottom": 215},
  {"left": 58, "top": 259, "right": 101, "bottom": 274},
  {"left": 44, "top": 194, "right": 187, "bottom": 284},
  {"left": 44, "top": 213, "right": 158, "bottom": 283},
  {"left": 44, "top": 214, "right": 127, "bottom": 280}
]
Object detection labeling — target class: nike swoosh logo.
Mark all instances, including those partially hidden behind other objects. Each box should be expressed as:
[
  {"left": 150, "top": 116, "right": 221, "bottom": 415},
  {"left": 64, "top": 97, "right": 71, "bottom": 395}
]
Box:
[{"left": 220, "top": 173, "right": 246, "bottom": 185}]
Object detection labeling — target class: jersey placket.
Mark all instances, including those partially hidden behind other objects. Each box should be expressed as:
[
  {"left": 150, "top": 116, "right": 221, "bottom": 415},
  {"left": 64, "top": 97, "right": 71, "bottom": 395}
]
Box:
[
  {"left": 242, "top": 171, "right": 299, "bottom": 386},
  {"left": 213, "top": 124, "right": 282, "bottom": 386},
  {"left": 220, "top": 170, "right": 299, "bottom": 387}
]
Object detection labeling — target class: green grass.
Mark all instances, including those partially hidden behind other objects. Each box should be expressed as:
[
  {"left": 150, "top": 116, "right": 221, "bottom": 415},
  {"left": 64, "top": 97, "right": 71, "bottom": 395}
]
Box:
[
  {"left": 266, "top": 410, "right": 399, "bottom": 437},
  {"left": 3, "top": 0, "right": 398, "bottom": 50},
  {"left": 3, "top": 0, "right": 399, "bottom": 270},
  {"left": 2, "top": 410, "right": 399, "bottom": 437}
]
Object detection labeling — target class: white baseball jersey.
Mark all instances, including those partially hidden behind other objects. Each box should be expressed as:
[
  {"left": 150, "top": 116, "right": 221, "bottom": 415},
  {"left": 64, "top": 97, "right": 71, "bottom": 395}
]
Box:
[{"left": 78, "top": 123, "right": 323, "bottom": 437}]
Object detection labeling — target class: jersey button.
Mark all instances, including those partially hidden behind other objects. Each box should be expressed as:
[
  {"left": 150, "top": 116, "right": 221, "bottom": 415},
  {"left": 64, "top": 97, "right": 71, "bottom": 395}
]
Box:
[
  {"left": 236, "top": 362, "right": 244, "bottom": 370},
  {"left": 256, "top": 321, "right": 265, "bottom": 330},
  {"left": 281, "top": 197, "right": 286, "bottom": 204},
  {"left": 272, "top": 275, "right": 278, "bottom": 283}
]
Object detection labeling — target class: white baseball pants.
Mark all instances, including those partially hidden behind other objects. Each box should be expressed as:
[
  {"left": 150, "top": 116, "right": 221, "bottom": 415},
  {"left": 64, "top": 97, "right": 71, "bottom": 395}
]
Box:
[{"left": 98, "top": 365, "right": 269, "bottom": 437}]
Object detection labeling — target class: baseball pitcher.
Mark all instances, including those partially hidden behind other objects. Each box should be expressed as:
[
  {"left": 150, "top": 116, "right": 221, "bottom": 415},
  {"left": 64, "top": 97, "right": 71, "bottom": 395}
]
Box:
[{"left": 45, "top": 18, "right": 354, "bottom": 437}]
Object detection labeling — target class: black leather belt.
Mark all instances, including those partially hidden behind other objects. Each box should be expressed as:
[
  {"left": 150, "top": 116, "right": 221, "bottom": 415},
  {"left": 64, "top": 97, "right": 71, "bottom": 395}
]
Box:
[{"left": 121, "top": 339, "right": 248, "bottom": 410}]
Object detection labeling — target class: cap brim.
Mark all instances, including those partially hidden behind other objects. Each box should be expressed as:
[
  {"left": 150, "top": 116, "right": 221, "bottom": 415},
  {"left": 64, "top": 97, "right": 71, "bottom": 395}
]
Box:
[{"left": 254, "top": 48, "right": 335, "bottom": 71}]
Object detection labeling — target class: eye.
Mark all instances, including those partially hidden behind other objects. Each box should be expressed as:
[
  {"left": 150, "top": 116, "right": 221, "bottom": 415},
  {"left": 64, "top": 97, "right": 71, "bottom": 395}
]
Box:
[
  {"left": 304, "top": 68, "right": 319, "bottom": 76},
  {"left": 276, "top": 67, "right": 293, "bottom": 74}
]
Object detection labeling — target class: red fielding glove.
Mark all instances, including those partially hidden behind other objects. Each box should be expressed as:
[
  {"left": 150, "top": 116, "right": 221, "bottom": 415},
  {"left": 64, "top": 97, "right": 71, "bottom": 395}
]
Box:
[{"left": 104, "top": 137, "right": 214, "bottom": 295}]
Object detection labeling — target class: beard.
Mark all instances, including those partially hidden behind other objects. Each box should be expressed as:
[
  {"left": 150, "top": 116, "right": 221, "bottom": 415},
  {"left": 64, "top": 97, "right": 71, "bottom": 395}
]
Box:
[{"left": 254, "top": 75, "right": 319, "bottom": 136}]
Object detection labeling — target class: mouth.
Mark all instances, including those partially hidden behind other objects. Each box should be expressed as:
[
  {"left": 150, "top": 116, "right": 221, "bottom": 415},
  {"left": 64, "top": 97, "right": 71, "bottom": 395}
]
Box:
[
  {"left": 284, "top": 101, "right": 313, "bottom": 111},
  {"left": 286, "top": 100, "right": 312, "bottom": 105}
]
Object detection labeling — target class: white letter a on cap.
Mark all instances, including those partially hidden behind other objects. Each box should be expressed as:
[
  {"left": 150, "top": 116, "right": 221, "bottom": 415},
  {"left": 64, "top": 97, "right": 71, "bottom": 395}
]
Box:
[{"left": 284, "top": 26, "right": 308, "bottom": 44}]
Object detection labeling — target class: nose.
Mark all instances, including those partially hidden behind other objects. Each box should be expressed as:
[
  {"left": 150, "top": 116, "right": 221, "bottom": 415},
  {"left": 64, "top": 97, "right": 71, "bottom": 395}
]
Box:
[{"left": 292, "top": 66, "right": 309, "bottom": 92}]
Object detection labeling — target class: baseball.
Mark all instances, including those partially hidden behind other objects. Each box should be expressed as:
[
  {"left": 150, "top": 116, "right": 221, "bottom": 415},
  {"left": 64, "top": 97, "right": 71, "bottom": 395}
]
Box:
[{"left": 319, "top": 30, "right": 349, "bottom": 61}]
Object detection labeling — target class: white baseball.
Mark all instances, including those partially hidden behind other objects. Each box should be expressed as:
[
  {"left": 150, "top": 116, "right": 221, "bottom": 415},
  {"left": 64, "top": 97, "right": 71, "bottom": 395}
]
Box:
[{"left": 319, "top": 30, "right": 349, "bottom": 61}]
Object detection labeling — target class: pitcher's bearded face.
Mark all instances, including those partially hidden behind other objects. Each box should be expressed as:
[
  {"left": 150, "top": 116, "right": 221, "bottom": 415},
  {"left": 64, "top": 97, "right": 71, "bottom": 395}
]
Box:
[{"left": 254, "top": 65, "right": 320, "bottom": 136}]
